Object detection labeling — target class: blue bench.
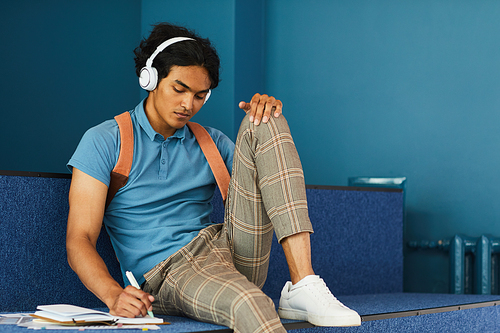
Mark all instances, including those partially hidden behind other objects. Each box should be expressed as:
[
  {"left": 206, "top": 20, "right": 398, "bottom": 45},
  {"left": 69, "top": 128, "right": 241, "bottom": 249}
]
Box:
[{"left": 0, "top": 171, "right": 404, "bottom": 331}]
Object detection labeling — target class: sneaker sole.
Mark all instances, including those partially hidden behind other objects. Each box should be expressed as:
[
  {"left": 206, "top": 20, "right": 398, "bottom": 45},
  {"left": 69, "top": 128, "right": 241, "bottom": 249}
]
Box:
[{"left": 278, "top": 307, "right": 361, "bottom": 327}]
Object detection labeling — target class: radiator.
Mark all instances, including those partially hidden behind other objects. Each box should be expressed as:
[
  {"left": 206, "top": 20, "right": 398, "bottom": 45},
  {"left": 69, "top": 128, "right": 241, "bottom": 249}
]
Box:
[{"left": 408, "top": 234, "right": 500, "bottom": 295}]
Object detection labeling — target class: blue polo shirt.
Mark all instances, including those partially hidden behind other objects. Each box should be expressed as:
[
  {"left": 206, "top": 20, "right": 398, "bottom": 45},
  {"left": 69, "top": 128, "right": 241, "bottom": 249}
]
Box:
[{"left": 68, "top": 99, "right": 234, "bottom": 284}]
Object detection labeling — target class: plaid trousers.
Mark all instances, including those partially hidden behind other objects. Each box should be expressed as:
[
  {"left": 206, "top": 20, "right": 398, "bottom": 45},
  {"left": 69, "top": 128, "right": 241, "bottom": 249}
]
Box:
[{"left": 143, "top": 114, "right": 313, "bottom": 333}]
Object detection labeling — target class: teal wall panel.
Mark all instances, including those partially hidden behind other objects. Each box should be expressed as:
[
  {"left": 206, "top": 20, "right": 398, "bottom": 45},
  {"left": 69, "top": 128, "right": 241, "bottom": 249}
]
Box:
[
  {"left": 234, "top": 0, "right": 266, "bottom": 133},
  {"left": 264, "top": 0, "right": 500, "bottom": 293},
  {"left": 0, "top": 0, "right": 141, "bottom": 173}
]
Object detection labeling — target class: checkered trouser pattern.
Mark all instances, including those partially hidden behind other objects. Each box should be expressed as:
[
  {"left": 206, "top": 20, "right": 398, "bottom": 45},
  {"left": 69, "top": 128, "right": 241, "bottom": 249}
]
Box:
[{"left": 143, "top": 114, "right": 313, "bottom": 333}]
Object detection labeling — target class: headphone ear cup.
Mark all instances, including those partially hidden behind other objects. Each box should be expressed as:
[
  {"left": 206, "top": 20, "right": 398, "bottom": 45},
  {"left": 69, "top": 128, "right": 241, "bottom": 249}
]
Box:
[{"left": 139, "top": 66, "right": 158, "bottom": 91}]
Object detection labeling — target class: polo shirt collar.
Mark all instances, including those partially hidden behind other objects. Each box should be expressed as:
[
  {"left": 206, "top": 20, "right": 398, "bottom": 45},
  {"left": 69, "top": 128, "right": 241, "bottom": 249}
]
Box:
[{"left": 135, "top": 98, "right": 188, "bottom": 142}]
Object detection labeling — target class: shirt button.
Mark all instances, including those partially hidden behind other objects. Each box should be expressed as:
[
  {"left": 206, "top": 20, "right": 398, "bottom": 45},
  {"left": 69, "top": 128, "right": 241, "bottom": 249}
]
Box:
[{"left": 161, "top": 159, "right": 166, "bottom": 164}]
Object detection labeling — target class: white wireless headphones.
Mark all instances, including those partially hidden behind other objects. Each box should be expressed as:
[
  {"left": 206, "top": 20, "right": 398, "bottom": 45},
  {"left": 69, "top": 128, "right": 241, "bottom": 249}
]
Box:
[{"left": 139, "top": 36, "right": 211, "bottom": 104}]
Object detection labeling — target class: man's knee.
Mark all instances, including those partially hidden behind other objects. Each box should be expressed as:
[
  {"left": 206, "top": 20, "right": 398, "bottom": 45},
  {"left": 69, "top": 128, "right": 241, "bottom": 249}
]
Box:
[{"left": 238, "top": 114, "right": 292, "bottom": 140}]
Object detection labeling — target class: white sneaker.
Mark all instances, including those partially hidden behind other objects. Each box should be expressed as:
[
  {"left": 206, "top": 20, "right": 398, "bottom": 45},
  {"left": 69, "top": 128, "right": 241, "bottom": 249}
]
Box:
[{"left": 278, "top": 275, "right": 361, "bottom": 327}]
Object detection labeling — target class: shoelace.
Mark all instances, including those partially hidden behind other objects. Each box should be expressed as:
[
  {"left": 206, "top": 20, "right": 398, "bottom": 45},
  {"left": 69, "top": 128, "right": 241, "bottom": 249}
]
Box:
[{"left": 304, "top": 278, "right": 349, "bottom": 309}]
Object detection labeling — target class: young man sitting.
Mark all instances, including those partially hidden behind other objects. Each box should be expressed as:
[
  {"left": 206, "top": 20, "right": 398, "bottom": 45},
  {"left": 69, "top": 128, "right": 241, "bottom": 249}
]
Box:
[{"left": 66, "top": 22, "right": 361, "bottom": 332}]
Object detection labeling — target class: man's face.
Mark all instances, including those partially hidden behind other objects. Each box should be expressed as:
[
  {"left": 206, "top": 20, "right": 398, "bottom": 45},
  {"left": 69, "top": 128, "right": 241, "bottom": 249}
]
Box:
[{"left": 145, "top": 65, "right": 211, "bottom": 138}]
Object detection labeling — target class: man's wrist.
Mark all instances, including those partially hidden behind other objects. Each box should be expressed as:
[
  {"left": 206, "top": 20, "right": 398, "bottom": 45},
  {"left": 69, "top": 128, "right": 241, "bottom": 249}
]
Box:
[{"left": 102, "top": 283, "right": 125, "bottom": 310}]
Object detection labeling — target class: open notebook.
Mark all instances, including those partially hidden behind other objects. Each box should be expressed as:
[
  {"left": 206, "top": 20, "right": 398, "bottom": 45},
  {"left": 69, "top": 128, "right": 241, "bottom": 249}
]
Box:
[{"left": 32, "top": 304, "right": 164, "bottom": 325}]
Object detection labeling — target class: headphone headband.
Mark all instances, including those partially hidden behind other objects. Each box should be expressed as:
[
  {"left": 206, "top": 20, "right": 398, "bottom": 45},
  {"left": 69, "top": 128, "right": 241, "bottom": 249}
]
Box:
[
  {"left": 139, "top": 35, "right": 212, "bottom": 105},
  {"left": 145, "top": 37, "right": 194, "bottom": 67}
]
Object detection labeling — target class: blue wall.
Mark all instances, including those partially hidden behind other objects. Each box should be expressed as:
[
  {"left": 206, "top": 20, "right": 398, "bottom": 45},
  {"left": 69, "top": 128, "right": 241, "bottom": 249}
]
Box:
[
  {"left": 2, "top": 0, "right": 500, "bottom": 293},
  {"left": 264, "top": 0, "right": 500, "bottom": 293},
  {"left": 0, "top": 0, "right": 141, "bottom": 173}
]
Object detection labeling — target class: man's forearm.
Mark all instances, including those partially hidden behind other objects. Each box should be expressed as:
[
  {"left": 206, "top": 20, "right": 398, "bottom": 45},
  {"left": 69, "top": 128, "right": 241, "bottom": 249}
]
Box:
[{"left": 67, "top": 236, "right": 123, "bottom": 308}]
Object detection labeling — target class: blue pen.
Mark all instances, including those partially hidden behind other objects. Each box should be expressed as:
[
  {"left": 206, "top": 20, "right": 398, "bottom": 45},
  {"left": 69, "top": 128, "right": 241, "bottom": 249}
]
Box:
[{"left": 125, "top": 271, "right": 154, "bottom": 318}]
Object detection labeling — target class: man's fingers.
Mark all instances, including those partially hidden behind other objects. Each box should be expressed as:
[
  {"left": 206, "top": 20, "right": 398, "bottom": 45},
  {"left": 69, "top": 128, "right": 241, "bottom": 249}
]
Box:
[
  {"left": 242, "top": 93, "right": 283, "bottom": 125},
  {"left": 252, "top": 94, "right": 269, "bottom": 125},
  {"left": 274, "top": 100, "right": 283, "bottom": 117},
  {"left": 239, "top": 101, "right": 250, "bottom": 112},
  {"left": 111, "top": 286, "right": 154, "bottom": 318},
  {"left": 248, "top": 94, "right": 263, "bottom": 123},
  {"left": 261, "top": 97, "right": 277, "bottom": 124},
  {"left": 126, "top": 286, "right": 154, "bottom": 315}
]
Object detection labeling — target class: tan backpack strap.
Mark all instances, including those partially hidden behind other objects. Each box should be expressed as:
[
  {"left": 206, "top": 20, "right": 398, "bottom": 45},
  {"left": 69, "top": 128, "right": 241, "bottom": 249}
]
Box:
[
  {"left": 187, "top": 122, "right": 230, "bottom": 203},
  {"left": 105, "top": 115, "right": 228, "bottom": 209},
  {"left": 105, "top": 112, "right": 134, "bottom": 210}
]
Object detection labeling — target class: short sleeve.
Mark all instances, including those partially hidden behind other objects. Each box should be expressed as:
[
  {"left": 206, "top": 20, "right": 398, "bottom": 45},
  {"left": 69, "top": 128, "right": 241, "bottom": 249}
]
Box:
[{"left": 67, "top": 119, "right": 120, "bottom": 186}]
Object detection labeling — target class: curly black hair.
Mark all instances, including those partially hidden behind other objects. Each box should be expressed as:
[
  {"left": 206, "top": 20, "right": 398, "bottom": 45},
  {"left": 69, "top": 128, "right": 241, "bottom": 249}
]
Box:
[{"left": 134, "top": 23, "right": 220, "bottom": 89}]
